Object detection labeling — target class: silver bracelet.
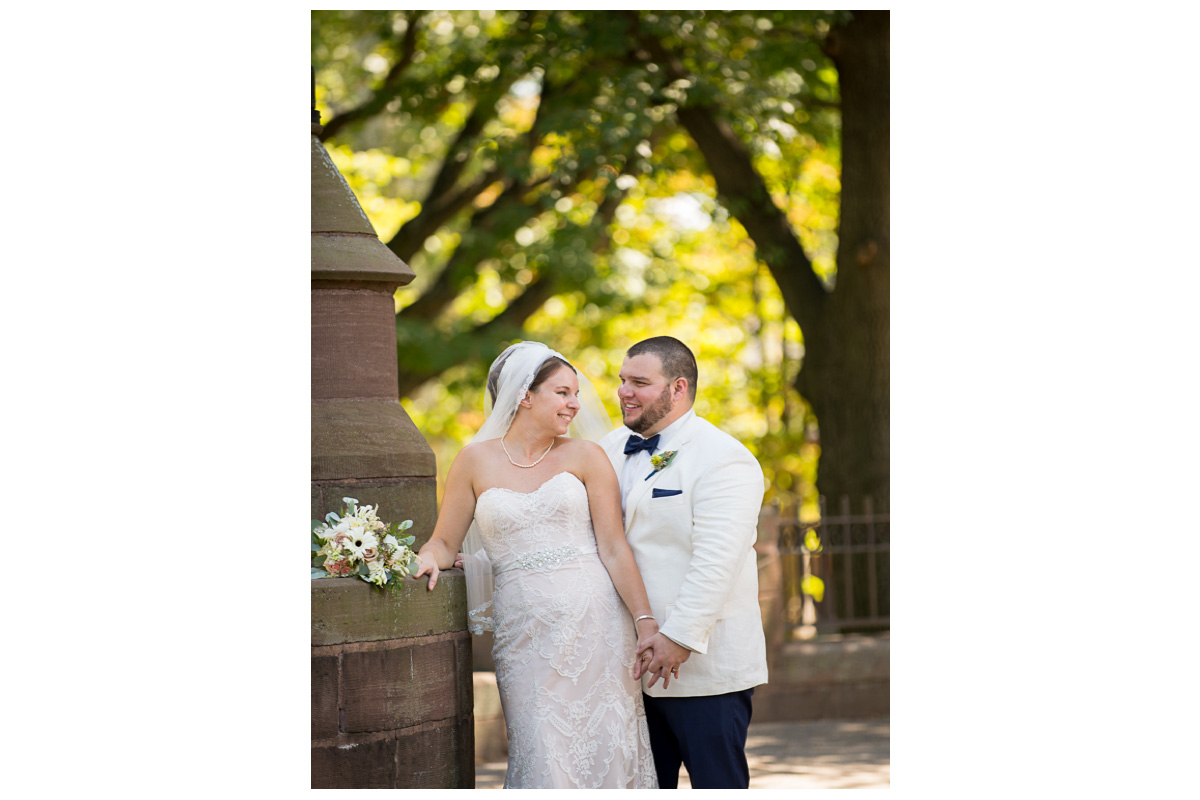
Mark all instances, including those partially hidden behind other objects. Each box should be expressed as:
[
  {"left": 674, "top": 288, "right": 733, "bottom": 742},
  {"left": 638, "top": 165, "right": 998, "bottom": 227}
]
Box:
[{"left": 634, "top": 614, "right": 656, "bottom": 624}]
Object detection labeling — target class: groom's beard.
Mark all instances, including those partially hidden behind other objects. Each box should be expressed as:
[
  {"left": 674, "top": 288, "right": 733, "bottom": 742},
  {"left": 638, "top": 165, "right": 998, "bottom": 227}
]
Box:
[{"left": 625, "top": 385, "right": 673, "bottom": 434}]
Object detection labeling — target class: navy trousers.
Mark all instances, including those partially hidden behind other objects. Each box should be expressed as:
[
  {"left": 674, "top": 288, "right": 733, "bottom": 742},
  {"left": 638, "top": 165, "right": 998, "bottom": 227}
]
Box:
[{"left": 641, "top": 688, "right": 755, "bottom": 789}]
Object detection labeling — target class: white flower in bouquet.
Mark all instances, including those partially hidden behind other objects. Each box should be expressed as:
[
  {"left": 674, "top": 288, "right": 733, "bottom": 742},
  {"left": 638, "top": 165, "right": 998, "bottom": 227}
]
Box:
[{"left": 349, "top": 531, "right": 379, "bottom": 558}]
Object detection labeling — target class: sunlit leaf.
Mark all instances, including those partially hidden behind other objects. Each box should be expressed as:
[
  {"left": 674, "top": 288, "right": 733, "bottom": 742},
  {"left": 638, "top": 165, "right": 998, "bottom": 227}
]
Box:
[{"left": 803, "top": 529, "right": 822, "bottom": 552}]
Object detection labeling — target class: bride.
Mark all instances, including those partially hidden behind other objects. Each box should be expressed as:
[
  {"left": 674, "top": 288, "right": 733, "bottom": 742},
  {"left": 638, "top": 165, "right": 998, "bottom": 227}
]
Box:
[{"left": 414, "top": 341, "right": 660, "bottom": 789}]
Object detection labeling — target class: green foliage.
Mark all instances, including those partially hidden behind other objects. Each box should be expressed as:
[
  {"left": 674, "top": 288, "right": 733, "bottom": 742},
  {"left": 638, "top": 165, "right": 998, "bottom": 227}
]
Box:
[{"left": 313, "top": 10, "right": 844, "bottom": 516}]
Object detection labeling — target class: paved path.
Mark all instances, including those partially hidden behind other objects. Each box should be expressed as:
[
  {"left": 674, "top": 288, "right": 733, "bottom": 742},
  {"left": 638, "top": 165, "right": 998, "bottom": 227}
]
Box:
[{"left": 474, "top": 717, "right": 890, "bottom": 789}]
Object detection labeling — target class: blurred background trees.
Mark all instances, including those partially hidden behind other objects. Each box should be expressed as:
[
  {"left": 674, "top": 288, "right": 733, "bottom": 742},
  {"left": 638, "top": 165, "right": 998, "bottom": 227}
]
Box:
[{"left": 312, "top": 9, "right": 888, "bottom": 519}]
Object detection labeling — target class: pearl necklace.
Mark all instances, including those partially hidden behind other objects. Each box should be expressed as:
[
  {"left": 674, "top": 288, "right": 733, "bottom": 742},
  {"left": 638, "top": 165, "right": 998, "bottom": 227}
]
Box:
[{"left": 501, "top": 435, "right": 555, "bottom": 468}]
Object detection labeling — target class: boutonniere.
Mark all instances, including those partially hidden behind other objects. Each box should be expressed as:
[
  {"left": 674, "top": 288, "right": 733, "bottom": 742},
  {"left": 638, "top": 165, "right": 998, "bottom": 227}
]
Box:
[{"left": 645, "top": 449, "right": 679, "bottom": 480}]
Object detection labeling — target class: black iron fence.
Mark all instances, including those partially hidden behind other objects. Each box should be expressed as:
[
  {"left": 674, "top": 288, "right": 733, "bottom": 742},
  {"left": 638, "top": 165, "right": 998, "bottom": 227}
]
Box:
[{"left": 778, "top": 496, "right": 889, "bottom": 635}]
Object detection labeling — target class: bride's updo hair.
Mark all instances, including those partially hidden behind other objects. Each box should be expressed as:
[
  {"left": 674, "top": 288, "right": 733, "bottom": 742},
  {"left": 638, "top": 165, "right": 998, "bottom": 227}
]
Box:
[
  {"left": 528, "top": 356, "right": 575, "bottom": 394},
  {"left": 487, "top": 350, "right": 575, "bottom": 405}
]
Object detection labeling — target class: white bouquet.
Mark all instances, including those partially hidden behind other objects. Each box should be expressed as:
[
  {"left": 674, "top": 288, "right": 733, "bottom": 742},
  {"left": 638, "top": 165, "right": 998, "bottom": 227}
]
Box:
[{"left": 311, "top": 497, "right": 418, "bottom": 590}]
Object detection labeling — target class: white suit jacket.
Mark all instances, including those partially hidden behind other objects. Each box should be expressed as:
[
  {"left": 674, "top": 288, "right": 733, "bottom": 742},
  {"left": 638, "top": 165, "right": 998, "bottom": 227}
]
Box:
[{"left": 602, "top": 412, "right": 769, "bottom": 698}]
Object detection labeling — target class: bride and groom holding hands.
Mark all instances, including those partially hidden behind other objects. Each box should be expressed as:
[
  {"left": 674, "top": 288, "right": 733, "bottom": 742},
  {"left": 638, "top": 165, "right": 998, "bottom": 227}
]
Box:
[{"left": 415, "top": 336, "right": 768, "bottom": 789}]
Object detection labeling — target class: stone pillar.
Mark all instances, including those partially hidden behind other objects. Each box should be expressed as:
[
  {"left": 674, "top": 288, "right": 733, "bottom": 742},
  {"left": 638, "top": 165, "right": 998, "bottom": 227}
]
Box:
[
  {"left": 311, "top": 80, "right": 472, "bottom": 789},
  {"left": 310, "top": 120, "right": 437, "bottom": 545},
  {"left": 311, "top": 575, "right": 474, "bottom": 788}
]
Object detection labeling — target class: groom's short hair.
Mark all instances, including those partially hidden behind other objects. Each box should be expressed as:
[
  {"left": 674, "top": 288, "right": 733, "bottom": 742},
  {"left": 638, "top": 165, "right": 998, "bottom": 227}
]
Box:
[{"left": 627, "top": 336, "right": 697, "bottom": 402}]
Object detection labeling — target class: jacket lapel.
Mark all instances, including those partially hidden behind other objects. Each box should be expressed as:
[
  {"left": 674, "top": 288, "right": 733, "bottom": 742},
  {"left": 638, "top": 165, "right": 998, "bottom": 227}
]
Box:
[{"left": 623, "top": 413, "right": 701, "bottom": 532}]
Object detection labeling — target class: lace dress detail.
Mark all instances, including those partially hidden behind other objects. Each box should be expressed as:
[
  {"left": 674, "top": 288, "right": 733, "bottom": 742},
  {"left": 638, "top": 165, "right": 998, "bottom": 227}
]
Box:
[{"left": 474, "top": 471, "right": 658, "bottom": 789}]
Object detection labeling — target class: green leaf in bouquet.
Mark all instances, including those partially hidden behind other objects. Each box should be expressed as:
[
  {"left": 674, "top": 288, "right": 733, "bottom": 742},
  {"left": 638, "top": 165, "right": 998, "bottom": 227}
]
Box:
[
  {"left": 313, "top": 554, "right": 327, "bottom": 568},
  {"left": 357, "top": 562, "right": 370, "bottom": 578},
  {"left": 326, "top": 512, "right": 341, "bottom": 524},
  {"left": 401, "top": 535, "right": 415, "bottom": 546},
  {"left": 312, "top": 520, "right": 324, "bottom": 532},
  {"left": 311, "top": 569, "right": 329, "bottom": 579},
  {"left": 343, "top": 497, "right": 358, "bottom": 507},
  {"left": 397, "top": 519, "right": 413, "bottom": 532},
  {"left": 312, "top": 540, "right": 322, "bottom": 552}
]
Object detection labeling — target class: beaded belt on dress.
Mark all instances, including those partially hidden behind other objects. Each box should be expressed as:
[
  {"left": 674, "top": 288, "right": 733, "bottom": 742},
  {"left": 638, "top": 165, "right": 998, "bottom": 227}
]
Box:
[{"left": 492, "top": 544, "right": 599, "bottom": 575}]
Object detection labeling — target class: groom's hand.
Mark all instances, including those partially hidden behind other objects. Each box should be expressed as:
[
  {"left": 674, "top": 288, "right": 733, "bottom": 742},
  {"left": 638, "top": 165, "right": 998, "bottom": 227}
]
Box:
[{"left": 637, "top": 633, "right": 691, "bottom": 689}]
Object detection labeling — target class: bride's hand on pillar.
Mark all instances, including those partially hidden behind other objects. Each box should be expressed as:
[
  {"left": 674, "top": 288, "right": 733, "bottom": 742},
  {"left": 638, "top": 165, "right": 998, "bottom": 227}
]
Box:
[{"left": 413, "top": 553, "right": 440, "bottom": 590}]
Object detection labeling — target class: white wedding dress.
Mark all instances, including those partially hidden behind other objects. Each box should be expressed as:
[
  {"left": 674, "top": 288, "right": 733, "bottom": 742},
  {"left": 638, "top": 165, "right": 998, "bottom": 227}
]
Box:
[{"left": 474, "top": 471, "right": 658, "bottom": 789}]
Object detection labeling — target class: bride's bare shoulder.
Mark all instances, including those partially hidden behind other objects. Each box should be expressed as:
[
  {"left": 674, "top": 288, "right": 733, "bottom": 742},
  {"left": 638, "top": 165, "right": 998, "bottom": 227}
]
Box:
[
  {"left": 556, "top": 436, "right": 604, "bottom": 455},
  {"left": 454, "top": 439, "right": 501, "bottom": 467},
  {"left": 558, "top": 437, "right": 613, "bottom": 472}
]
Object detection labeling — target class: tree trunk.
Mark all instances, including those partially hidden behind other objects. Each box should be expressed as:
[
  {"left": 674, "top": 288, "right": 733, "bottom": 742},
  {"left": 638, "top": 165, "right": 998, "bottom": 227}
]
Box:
[
  {"left": 660, "top": 11, "right": 890, "bottom": 511},
  {"left": 798, "top": 10, "right": 890, "bottom": 511}
]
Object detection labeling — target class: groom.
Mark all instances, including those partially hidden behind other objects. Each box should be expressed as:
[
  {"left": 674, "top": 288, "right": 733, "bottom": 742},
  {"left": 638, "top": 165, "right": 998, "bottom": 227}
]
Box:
[{"left": 601, "top": 336, "right": 768, "bottom": 789}]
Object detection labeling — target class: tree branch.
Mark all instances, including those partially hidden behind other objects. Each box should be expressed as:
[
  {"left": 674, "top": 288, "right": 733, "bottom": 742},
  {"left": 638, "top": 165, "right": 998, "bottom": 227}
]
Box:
[
  {"left": 387, "top": 169, "right": 505, "bottom": 264},
  {"left": 395, "top": 182, "right": 524, "bottom": 323},
  {"left": 395, "top": 161, "right": 631, "bottom": 398},
  {"left": 320, "top": 11, "right": 425, "bottom": 141},
  {"left": 385, "top": 82, "right": 512, "bottom": 263},
  {"left": 630, "top": 18, "right": 828, "bottom": 325},
  {"left": 394, "top": 60, "right": 565, "bottom": 320}
]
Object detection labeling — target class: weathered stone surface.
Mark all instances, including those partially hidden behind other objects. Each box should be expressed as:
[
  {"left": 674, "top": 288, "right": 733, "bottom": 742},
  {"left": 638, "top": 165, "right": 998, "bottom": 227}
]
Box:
[
  {"left": 311, "top": 132, "right": 375, "bottom": 235},
  {"left": 311, "top": 655, "right": 340, "bottom": 740},
  {"left": 311, "top": 571, "right": 467, "bottom": 646},
  {"left": 311, "top": 478, "right": 438, "bottom": 551},
  {"left": 343, "top": 639, "right": 460, "bottom": 733},
  {"left": 311, "top": 111, "right": 465, "bottom": 788},
  {"left": 752, "top": 635, "right": 890, "bottom": 722},
  {"left": 396, "top": 719, "right": 475, "bottom": 789},
  {"left": 453, "top": 635, "right": 474, "bottom": 721},
  {"left": 753, "top": 680, "right": 890, "bottom": 723},
  {"left": 312, "top": 400, "right": 436, "bottom": 479},
  {"left": 312, "top": 233, "right": 416, "bottom": 283},
  {"left": 312, "top": 289, "right": 400, "bottom": 400},
  {"left": 311, "top": 737, "right": 395, "bottom": 789},
  {"left": 310, "top": 483, "right": 322, "bottom": 526},
  {"left": 772, "top": 635, "right": 890, "bottom": 684},
  {"left": 311, "top": 131, "right": 414, "bottom": 283}
]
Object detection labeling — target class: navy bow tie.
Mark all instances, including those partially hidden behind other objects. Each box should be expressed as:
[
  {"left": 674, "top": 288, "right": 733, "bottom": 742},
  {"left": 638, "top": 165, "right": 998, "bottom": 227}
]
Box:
[{"left": 624, "top": 433, "right": 661, "bottom": 455}]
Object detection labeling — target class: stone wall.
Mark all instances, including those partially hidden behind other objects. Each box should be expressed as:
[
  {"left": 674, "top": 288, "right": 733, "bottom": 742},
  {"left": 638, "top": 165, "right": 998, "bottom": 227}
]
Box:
[
  {"left": 751, "top": 633, "right": 890, "bottom": 721},
  {"left": 312, "top": 571, "right": 474, "bottom": 789}
]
